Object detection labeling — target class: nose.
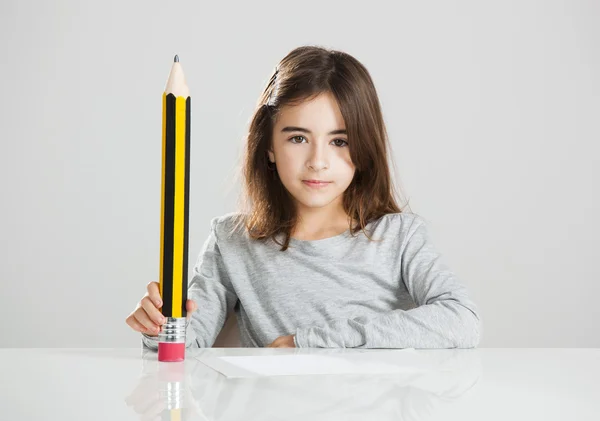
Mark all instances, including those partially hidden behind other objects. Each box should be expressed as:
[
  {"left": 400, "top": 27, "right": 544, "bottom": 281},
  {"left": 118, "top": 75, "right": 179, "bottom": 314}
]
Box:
[{"left": 307, "top": 141, "right": 329, "bottom": 171}]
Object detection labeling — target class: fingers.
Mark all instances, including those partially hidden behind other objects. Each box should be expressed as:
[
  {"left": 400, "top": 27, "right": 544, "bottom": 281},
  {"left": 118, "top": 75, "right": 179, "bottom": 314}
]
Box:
[
  {"left": 127, "top": 282, "right": 193, "bottom": 336},
  {"left": 141, "top": 296, "right": 166, "bottom": 326},
  {"left": 146, "top": 281, "right": 162, "bottom": 307},
  {"left": 125, "top": 292, "right": 164, "bottom": 335},
  {"left": 136, "top": 308, "right": 161, "bottom": 335},
  {"left": 185, "top": 299, "right": 197, "bottom": 320},
  {"left": 126, "top": 309, "right": 158, "bottom": 335},
  {"left": 125, "top": 314, "right": 146, "bottom": 333},
  {"left": 186, "top": 299, "right": 197, "bottom": 312}
]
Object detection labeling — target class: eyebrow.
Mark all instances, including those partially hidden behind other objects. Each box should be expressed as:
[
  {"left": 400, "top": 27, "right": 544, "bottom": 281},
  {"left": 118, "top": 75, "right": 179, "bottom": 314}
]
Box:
[{"left": 281, "top": 126, "right": 347, "bottom": 136}]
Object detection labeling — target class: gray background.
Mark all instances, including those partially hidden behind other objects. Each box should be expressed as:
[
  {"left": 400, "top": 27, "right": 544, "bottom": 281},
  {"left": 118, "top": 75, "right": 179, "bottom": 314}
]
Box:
[{"left": 1, "top": 0, "right": 598, "bottom": 348}]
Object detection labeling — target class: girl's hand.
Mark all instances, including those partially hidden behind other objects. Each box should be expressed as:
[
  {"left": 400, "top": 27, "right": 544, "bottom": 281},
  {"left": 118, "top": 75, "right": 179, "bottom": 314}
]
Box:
[
  {"left": 125, "top": 281, "right": 198, "bottom": 336},
  {"left": 266, "top": 334, "right": 296, "bottom": 348}
]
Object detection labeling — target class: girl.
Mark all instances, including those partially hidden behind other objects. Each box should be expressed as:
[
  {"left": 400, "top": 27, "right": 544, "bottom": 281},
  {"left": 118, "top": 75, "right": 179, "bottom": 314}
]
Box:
[{"left": 126, "top": 45, "right": 481, "bottom": 349}]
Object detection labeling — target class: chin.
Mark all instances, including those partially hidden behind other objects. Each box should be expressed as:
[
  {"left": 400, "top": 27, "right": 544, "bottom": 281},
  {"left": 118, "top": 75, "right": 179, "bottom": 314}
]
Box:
[
  {"left": 296, "top": 199, "right": 334, "bottom": 209},
  {"left": 292, "top": 192, "right": 341, "bottom": 209}
]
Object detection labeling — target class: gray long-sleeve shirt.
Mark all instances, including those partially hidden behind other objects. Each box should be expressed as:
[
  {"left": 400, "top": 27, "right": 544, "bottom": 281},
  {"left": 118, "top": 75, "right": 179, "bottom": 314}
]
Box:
[{"left": 142, "top": 212, "right": 482, "bottom": 349}]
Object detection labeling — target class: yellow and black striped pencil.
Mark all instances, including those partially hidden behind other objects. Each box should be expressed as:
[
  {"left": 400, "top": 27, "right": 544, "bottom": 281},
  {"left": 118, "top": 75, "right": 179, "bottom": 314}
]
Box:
[{"left": 157, "top": 54, "right": 191, "bottom": 362}]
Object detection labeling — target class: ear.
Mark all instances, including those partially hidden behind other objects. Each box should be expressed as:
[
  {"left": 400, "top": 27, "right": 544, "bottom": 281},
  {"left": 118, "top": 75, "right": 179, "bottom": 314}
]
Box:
[{"left": 267, "top": 150, "right": 275, "bottom": 163}]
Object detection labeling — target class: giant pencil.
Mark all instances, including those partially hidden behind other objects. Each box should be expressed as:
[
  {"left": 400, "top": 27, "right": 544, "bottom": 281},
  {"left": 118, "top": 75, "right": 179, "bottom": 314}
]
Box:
[{"left": 158, "top": 54, "right": 191, "bottom": 362}]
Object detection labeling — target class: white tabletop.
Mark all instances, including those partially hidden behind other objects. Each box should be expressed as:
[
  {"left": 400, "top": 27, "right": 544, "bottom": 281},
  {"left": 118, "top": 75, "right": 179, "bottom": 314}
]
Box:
[{"left": 1, "top": 347, "right": 598, "bottom": 420}]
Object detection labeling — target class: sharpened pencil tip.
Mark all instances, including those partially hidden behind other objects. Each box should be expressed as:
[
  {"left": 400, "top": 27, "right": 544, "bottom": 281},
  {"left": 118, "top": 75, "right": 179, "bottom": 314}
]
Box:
[{"left": 174, "top": 54, "right": 179, "bottom": 63}]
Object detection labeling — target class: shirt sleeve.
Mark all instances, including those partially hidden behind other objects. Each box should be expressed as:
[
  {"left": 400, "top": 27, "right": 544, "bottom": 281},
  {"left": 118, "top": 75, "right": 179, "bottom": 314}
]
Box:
[
  {"left": 294, "top": 215, "right": 482, "bottom": 349},
  {"left": 141, "top": 217, "right": 239, "bottom": 350}
]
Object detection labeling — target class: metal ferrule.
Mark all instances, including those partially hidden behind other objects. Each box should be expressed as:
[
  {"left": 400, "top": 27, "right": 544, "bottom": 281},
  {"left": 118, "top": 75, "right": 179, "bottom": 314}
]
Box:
[{"left": 158, "top": 317, "right": 187, "bottom": 343}]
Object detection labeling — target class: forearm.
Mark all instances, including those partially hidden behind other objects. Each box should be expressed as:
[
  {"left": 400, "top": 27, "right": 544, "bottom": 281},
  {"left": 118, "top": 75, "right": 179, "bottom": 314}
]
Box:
[{"left": 295, "top": 300, "right": 481, "bottom": 349}]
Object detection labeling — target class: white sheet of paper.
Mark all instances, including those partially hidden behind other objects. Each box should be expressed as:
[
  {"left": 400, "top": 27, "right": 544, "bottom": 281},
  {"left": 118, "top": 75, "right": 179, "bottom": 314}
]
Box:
[{"left": 196, "top": 349, "right": 436, "bottom": 378}]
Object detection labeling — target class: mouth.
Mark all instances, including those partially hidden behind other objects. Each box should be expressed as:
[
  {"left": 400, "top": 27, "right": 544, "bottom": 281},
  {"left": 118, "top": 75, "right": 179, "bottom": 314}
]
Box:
[
  {"left": 303, "top": 179, "right": 332, "bottom": 183},
  {"left": 302, "top": 180, "right": 332, "bottom": 188}
]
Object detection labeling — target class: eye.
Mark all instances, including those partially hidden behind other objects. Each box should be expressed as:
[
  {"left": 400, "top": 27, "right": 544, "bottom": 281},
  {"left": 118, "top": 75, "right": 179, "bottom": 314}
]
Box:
[
  {"left": 289, "top": 135, "right": 307, "bottom": 144},
  {"left": 332, "top": 139, "right": 348, "bottom": 147},
  {"left": 288, "top": 135, "right": 348, "bottom": 147}
]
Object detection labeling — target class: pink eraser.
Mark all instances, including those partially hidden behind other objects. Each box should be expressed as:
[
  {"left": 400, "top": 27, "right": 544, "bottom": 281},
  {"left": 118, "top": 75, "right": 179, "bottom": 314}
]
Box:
[{"left": 158, "top": 342, "right": 185, "bottom": 362}]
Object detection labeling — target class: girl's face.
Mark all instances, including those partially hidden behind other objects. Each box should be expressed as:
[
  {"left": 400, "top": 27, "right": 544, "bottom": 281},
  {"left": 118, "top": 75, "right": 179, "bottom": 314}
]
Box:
[{"left": 268, "top": 92, "right": 356, "bottom": 214}]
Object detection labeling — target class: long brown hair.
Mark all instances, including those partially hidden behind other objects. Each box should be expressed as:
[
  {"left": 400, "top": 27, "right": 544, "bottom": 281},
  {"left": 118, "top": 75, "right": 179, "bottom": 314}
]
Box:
[{"left": 229, "top": 45, "right": 411, "bottom": 251}]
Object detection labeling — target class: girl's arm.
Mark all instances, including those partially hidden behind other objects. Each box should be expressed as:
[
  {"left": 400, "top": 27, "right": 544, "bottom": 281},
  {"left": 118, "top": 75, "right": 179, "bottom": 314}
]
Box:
[
  {"left": 294, "top": 216, "right": 482, "bottom": 349},
  {"left": 142, "top": 218, "right": 238, "bottom": 350}
]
